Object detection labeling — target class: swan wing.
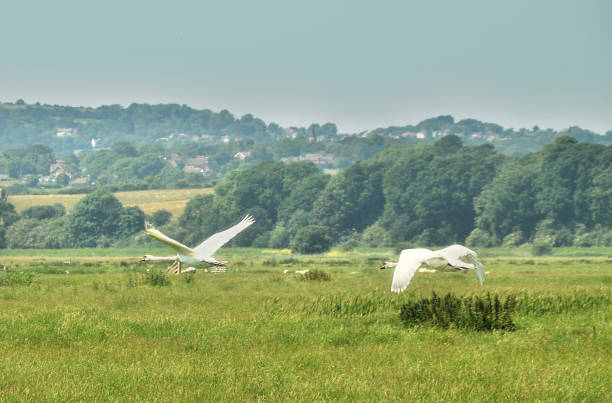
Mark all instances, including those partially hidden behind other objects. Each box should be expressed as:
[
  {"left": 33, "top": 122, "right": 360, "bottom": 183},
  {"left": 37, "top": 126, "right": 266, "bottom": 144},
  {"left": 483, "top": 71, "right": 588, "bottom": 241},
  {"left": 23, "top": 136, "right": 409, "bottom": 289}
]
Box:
[
  {"left": 193, "top": 215, "right": 255, "bottom": 258},
  {"left": 391, "top": 248, "right": 436, "bottom": 293},
  {"left": 435, "top": 244, "right": 485, "bottom": 284},
  {"left": 145, "top": 228, "right": 196, "bottom": 256},
  {"left": 435, "top": 244, "right": 476, "bottom": 267},
  {"left": 474, "top": 259, "right": 485, "bottom": 285}
]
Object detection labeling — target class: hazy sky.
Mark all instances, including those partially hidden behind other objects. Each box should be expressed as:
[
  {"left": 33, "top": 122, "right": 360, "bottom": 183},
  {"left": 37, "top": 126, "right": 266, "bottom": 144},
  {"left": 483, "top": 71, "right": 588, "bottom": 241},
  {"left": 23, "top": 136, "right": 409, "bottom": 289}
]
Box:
[{"left": 1, "top": 0, "right": 610, "bottom": 133}]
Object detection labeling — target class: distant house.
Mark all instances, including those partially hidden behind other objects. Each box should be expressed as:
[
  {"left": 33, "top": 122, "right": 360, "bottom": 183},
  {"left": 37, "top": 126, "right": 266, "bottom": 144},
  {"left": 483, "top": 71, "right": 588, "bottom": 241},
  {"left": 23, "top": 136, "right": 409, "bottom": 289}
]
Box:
[
  {"left": 183, "top": 165, "right": 210, "bottom": 174},
  {"left": 281, "top": 153, "right": 334, "bottom": 166},
  {"left": 233, "top": 151, "right": 250, "bottom": 161},
  {"left": 49, "top": 159, "right": 72, "bottom": 179},
  {"left": 284, "top": 128, "right": 298, "bottom": 139},
  {"left": 56, "top": 128, "right": 77, "bottom": 138},
  {"left": 303, "top": 153, "right": 334, "bottom": 165},
  {"left": 185, "top": 155, "right": 209, "bottom": 167},
  {"left": 432, "top": 130, "right": 449, "bottom": 138}
]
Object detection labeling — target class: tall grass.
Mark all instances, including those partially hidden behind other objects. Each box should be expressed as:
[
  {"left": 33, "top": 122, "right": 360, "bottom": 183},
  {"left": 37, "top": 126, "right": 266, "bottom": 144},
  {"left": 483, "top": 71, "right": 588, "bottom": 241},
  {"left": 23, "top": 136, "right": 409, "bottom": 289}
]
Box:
[{"left": 0, "top": 250, "right": 610, "bottom": 401}]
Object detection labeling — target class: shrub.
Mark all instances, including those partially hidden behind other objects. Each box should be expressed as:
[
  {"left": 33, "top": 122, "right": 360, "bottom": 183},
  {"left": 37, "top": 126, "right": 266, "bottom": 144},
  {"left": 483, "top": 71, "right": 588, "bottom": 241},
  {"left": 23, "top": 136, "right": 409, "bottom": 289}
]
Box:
[
  {"left": 337, "top": 230, "right": 360, "bottom": 251},
  {"left": 465, "top": 228, "right": 496, "bottom": 247},
  {"left": 144, "top": 269, "right": 171, "bottom": 287},
  {"left": 502, "top": 231, "right": 524, "bottom": 247},
  {"left": 302, "top": 269, "right": 331, "bottom": 281},
  {"left": 361, "top": 223, "right": 392, "bottom": 248},
  {"left": 291, "top": 225, "right": 333, "bottom": 254},
  {"left": 531, "top": 240, "right": 553, "bottom": 256},
  {"left": 399, "top": 292, "right": 516, "bottom": 331}
]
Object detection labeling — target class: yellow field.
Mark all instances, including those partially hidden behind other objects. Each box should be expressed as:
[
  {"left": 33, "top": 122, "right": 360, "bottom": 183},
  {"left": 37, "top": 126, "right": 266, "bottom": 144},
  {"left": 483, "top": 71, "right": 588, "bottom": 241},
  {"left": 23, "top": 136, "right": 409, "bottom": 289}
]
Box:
[{"left": 8, "top": 188, "right": 214, "bottom": 220}]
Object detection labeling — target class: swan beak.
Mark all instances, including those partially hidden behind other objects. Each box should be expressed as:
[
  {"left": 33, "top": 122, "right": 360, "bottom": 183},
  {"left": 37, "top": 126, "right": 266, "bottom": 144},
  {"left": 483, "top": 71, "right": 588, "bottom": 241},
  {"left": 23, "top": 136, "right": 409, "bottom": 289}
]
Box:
[
  {"left": 139, "top": 256, "right": 146, "bottom": 262},
  {"left": 379, "top": 264, "right": 386, "bottom": 270}
]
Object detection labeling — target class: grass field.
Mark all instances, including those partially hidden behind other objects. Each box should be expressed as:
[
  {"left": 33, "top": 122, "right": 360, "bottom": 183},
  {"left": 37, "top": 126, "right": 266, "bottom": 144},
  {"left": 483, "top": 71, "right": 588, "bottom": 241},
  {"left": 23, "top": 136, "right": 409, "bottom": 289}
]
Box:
[
  {"left": 0, "top": 247, "right": 610, "bottom": 401},
  {"left": 7, "top": 188, "right": 214, "bottom": 220}
]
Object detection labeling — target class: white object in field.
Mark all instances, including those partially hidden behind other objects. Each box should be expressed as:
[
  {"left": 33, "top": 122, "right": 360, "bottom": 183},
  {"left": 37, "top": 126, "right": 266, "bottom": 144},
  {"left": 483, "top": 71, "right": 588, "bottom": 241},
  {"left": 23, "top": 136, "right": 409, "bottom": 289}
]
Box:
[
  {"left": 295, "top": 269, "right": 310, "bottom": 275},
  {"left": 140, "top": 215, "right": 255, "bottom": 273},
  {"left": 381, "top": 244, "right": 484, "bottom": 293}
]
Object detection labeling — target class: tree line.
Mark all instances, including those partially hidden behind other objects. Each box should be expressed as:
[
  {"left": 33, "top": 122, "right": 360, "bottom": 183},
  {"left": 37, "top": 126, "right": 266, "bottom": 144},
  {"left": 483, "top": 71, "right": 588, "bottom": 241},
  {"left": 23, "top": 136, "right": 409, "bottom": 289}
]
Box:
[{"left": 0, "top": 135, "right": 609, "bottom": 251}]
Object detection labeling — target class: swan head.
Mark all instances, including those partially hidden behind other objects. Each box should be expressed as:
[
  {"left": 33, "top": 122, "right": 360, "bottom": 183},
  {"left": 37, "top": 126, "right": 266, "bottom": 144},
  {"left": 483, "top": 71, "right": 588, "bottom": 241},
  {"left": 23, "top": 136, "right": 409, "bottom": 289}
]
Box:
[
  {"left": 379, "top": 261, "right": 397, "bottom": 270},
  {"left": 140, "top": 255, "right": 151, "bottom": 262}
]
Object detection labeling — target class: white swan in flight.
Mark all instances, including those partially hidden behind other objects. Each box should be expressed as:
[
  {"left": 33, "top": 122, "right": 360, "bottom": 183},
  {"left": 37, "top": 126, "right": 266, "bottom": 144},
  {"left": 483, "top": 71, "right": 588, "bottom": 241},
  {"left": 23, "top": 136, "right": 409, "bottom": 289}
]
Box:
[
  {"left": 380, "top": 244, "right": 484, "bottom": 293},
  {"left": 140, "top": 215, "right": 255, "bottom": 272}
]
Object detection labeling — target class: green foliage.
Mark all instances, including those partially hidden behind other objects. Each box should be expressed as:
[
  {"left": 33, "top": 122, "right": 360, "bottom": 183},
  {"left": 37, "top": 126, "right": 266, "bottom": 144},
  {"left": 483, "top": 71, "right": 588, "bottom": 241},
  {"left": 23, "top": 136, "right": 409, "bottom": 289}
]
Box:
[
  {"left": 112, "top": 141, "right": 138, "bottom": 158},
  {"left": 399, "top": 292, "right": 516, "bottom": 331},
  {"left": 144, "top": 269, "right": 171, "bottom": 287},
  {"left": 475, "top": 138, "right": 612, "bottom": 245},
  {"left": 465, "top": 228, "right": 495, "bottom": 248},
  {"left": 291, "top": 225, "right": 333, "bottom": 254},
  {"left": 21, "top": 204, "right": 65, "bottom": 220},
  {"left": 0, "top": 271, "right": 34, "bottom": 286},
  {"left": 66, "top": 189, "right": 123, "bottom": 247},
  {"left": 360, "top": 222, "right": 392, "bottom": 248},
  {"left": 1, "top": 144, "right": 54, "bottom": 178},
  {"left": 0, "top": 251, "right": 610, "bottom": 400},
  {"left": 502, "top": 231, "right": 524, "bottom": 247},
  {"left": 149, "top": 209, "right": 172, "bottom": 227},
  {"left": 532, "top": 240, "right": 553, "bottom": 256},
  {"left": 381, "top": 143, "right": 503, "bottom": 245},
  {"left": 302, "top": 269, "right": 331, "bottom": 281},
  {"left": 63, "top": 189, "right": 144, "bottom": 248},
  {"left": 179, "top": 161, "right": 325, "bottom": 247},
  {"left": 311, "top": 160, "right": 387, "bottom": 236}
]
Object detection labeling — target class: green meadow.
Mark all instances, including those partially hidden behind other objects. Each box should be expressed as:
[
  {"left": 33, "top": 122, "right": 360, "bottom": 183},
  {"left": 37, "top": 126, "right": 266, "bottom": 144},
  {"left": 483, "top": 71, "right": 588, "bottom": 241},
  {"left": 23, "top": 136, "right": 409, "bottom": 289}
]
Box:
[{"left": 0, "top": 247, "right": 610, "bottom": 401}]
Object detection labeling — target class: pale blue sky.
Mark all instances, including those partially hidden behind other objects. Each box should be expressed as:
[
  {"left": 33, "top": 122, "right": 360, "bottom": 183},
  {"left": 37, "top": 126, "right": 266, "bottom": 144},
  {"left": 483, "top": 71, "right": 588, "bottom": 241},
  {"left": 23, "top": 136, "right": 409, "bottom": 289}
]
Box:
[{"left": 1, "top": 0, "right": 610, "bottom": 133}]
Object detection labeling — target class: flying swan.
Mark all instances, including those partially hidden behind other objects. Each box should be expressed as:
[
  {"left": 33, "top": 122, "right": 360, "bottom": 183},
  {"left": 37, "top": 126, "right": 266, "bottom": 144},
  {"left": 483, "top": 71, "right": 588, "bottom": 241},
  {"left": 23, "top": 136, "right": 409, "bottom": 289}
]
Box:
[
  {"left": 140, "top": 215, "right": 255, "bottom": 273},
  {"left": 380, "top": 244, "right": 484, "bottom": 293}
]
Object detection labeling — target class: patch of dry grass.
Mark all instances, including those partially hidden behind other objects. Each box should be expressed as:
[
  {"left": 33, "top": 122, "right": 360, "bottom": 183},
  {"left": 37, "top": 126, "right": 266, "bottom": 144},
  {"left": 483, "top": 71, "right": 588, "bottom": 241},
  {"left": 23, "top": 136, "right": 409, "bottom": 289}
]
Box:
[{"left": 8, "top": 188, "right": 214, "bottom": 220}]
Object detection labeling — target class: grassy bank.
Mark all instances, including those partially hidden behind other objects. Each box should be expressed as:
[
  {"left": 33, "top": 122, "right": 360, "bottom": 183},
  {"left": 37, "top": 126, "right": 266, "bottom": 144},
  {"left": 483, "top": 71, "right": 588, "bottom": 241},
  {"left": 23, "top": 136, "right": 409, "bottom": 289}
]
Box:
[{"left": 0, "top": 248, "right": 610, "bottom": 400}]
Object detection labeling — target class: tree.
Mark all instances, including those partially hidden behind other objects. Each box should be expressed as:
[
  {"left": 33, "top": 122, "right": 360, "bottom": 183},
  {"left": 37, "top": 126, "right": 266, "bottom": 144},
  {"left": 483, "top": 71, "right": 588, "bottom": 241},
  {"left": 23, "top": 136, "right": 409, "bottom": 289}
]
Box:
[
  {"left": 433, "top": 135, "right": 462, "bottom": 155},
  {"left": 65, "top": 189, "right": 123, "bottom": 247},
  {"left": 118, "top": 206, "right": 145, "bottom": 239},
  {"left": 310, "top": 161, "right": 386, "bottom": 236},
  {"left": 55, "top": 171, "right": 70, "bottom": 186},
  {"left": 150, "top": 209, "right": 172, "bottom": 227},
  {"left": 112, "top": 141, "right": 138, "bottom": 157},
  {"left": 21, "top": 204, "right": 65, "bottom": 220},
  {"left": 291, "top": 225, "right": 333, "bottom": 254}
]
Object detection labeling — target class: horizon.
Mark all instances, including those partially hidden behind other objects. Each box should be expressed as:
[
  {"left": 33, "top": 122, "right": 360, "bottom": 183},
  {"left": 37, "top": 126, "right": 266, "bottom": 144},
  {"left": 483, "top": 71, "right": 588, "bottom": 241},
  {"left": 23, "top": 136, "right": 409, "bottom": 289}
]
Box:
[
  {"left": 1, "top": 1, "right": 611, "bottom": 134},
  {"left": 2, "top": 98, "right": 609, "bottom": 136}
]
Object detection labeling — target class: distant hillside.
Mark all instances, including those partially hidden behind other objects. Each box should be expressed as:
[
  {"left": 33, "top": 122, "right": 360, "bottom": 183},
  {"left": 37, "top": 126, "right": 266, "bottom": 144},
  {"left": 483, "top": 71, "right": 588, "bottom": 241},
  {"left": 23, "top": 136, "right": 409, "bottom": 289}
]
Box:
[
  {"left": 1, "top": 100, "right": 610, "bottom": 156},
  {"left": 367, "top": 115, "right": 612, "bottom": 155}
]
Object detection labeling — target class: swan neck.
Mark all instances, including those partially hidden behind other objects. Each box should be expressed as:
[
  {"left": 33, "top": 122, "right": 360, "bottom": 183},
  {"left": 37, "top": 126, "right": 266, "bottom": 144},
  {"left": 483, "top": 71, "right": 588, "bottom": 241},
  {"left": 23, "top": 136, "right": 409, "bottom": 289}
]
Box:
[{"left": 146, "top": 255, "right": 178, "bottom": 261}]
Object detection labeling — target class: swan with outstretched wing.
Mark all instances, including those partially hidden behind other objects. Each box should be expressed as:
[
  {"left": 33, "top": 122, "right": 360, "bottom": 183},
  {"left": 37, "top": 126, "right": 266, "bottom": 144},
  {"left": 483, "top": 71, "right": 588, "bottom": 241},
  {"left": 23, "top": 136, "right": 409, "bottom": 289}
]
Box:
[
  {"left": 380, "top": 244, "right": 484, "bottom": 293},
  {"left": 140, "top": 215, "right": 255, "bottom": 272}
]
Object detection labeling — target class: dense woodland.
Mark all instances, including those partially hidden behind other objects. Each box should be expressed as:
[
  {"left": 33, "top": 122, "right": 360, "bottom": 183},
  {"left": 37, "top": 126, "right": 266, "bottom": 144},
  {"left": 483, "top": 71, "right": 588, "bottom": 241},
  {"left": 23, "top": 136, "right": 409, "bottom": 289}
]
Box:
[{"left": 1, "top": 134, "right": 609, "bottom": 250}]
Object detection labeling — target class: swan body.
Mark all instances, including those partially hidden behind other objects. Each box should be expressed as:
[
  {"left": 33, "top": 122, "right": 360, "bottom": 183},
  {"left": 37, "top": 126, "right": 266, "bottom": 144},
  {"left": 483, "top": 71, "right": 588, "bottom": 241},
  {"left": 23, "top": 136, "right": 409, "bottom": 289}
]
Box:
[
  {"left": 141, "top": 215, "right": 255, "bottom": 270},
  {"left": 380, "top": 244, "right": 484, "bottom": 293}
]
